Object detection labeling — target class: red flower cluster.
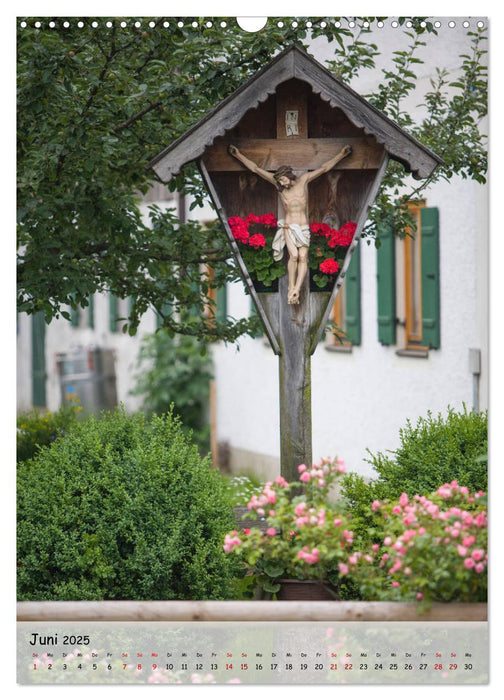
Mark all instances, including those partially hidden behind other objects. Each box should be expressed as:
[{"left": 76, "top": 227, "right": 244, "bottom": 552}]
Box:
[
  {"left": 249, "top": 234, "right": 266, "bottom": 249},
  {"left": 319, "top": 258, "right": 340, "bottom": 275},
  {"left": 310, "top": 221, "right": 356, "bottom": 249},
  {"left": 228, "top": 214, "right": 277, "bottom": 247}
]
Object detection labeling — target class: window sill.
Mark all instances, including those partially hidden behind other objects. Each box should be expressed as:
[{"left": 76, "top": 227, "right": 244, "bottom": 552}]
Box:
[
  {"left": 325, "top": 342, "right": 353, "bottom": 354},
  {"left": 396, "top": 346, "right": 429, "bottom": 359}
]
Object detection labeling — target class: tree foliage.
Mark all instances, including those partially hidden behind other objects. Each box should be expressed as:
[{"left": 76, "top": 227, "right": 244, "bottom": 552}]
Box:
[{"left": 17, "top": 17, "right": 487, "bottom": 340}]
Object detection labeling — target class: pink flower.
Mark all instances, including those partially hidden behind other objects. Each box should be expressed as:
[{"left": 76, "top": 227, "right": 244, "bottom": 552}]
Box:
[
  {"left": 437, "top": 485, "right": 452, "bottom": 498},
  {"left": 223, "top": 534, "right": 242, "bottom": 553},
  {"left": 457, "top": 545, "right": 468, "bottom": 557},
  {"left": 333, "top": 518, "right": 342, "bottom": 527},
  {"left": 475, "top": 563, "right": 485, "bottom": 573},
  {"left": 275, "top": 476, "right": 289, "bottom": 487},
  {"left": 463, "top": 536, "right": 475, "bottom": 547},
  {"left": 399, "top": 493, "right": 409, "bottom": 507},
  {"left": 471, "top": 549, "right": 485, "bottom": 561},
  {"left": 417, "top": 592, "right": 423, "bottom": 601},
  {"left": 338, "top": 563, "right": 349, "bottom": 575},
  {"left": 372, "top": 544, "right": 380, "bottom": 552},
  {"left": 298, "top": 464, "right": 307, "bottom": 473},
  {"left": 297, "top": 547, "right": 319, "bottom": 564},
  {"left": 392, "top": 581, "right": 399, "bottom": 588},
  {"left": 372, "top": 500, "right": 381, "bottom": 511},
  {"left": 295, "top": 502, "right": 306, "bottom": 516},
  {"left": 266, "top": 528, "right": 277, "bottom": 536},
  {"left": 300, "top": 472, "right": 311, "bottom": 483},
  {"left": 384, "top": 537, "right": 392, "bottom": 546},
  {"left": 463, "top": 558, "right": 475, "bottom": 569},
  {"left": 392, "top": 505, "right": 402, "bottom": 514}
]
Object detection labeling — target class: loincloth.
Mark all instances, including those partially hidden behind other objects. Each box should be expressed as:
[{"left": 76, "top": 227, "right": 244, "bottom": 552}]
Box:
[{"left": 272, "top": 220, "right": 310, "bottom": 262}]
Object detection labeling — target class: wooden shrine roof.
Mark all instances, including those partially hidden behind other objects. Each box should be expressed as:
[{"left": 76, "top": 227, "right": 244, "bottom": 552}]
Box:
[{"left": 148, "top": 44, "right": 442, "bottom": 183}]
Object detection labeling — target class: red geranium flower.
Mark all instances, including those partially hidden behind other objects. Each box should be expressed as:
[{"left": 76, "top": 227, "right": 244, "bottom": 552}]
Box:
[
  {"left": 328, "top": 230, "right": 354, "bottom": 248},
  {"left": 259, "top": 213, "right": 277, "bottom": 227},
  {"left": 228, "top": 216, "right": 244, "bottom": 228},
  {"left": 248, "top": 233, "right": 266, "bottom": 249},
  {"left": 319, "top": 258, "right": 340, "bottom": 275},
  {"left": 245, "top": 213, "right": 261, "bottom": 225},
  {"left": 340, "top": 221, "right": 357, "bottom": 236}
]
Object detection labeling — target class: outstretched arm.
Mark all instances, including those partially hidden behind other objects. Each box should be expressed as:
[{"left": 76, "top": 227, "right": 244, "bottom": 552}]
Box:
[
  {"left": 302, "top": 144, "right": 353, "bottom": 184},
  {"left": 228, "top": 145, "right": 277, "bottom": 186}
]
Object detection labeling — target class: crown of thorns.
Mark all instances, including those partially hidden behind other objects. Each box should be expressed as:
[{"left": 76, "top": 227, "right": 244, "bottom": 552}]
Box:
[{"left": 273, "top": 165, "right": 296, "bottom": 180}]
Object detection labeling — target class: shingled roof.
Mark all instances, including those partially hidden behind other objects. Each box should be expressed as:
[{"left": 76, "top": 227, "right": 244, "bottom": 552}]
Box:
[{"left": 148, "top": 44, "right": 442, "bottom": 183}]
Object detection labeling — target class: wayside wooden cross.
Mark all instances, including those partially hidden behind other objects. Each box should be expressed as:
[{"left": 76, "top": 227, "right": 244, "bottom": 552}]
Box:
[{"left": 149, "top": 45, "right": 441, "bottom": 481}]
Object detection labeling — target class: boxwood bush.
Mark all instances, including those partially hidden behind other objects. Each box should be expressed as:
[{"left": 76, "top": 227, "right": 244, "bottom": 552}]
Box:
[
  {"left": 341, "top": 406, "right": 487, "bottom": 546},
  {"left": 17, "top": 407, "right": 237, "bottom": 601}
]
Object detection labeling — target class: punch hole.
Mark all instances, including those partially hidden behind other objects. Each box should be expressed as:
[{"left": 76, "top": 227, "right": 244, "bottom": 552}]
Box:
[{"left": 237, "top": 17, "right": 268, "bottom": 32}]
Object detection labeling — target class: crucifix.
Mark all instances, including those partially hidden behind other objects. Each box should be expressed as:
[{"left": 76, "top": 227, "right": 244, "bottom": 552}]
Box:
[
  {"left": 228, "top": 142, "right": 353, "bottom": 304},
  {"left": 148, "top": 46, "right": 441, "bottom": 483}
]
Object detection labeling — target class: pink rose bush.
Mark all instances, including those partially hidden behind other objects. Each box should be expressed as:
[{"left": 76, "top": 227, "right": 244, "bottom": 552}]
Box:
[
  {"left": 223, "top": 458, "right": 352, "bottom": 595},
  {"left": 336, "top": 481, "right": 487, "bottom": 606}
]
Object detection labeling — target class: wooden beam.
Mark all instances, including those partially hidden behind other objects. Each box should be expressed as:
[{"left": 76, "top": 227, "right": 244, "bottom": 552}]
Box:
[
  {"left": 17, "top": 600, "right": 488, "bottom": 622},
  {"left": 203, "top": 137, "right": 384, "bottom": 172}
]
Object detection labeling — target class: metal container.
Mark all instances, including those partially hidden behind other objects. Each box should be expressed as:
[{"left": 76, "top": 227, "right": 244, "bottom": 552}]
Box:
[{"left": 56, "top": 346, "right": 117, "bottom": 414}]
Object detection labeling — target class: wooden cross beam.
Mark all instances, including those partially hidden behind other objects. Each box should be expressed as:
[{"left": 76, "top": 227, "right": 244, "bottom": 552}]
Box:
[{"left": 203, "top": 136, "right": 383, "bottom": 173}]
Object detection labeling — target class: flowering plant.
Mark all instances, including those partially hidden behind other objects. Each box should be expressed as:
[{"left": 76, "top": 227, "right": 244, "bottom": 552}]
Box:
[
  {"left": 228, "top": 215, "right": 357, "bottom": 290},
  {"left": 228, "top": 214, "right": 284, "bottom": 288},
  {"left": 223, "top": 458, "right": 352, "bottom": 596},
  {"left": 308, "top": 221, "right": 357, "bottom": 289},
  {"left": 338, "top": 481, "right": 488, "bottom": 607}
]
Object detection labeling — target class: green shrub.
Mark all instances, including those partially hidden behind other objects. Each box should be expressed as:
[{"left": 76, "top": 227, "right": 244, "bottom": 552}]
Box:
[
  {"left": 341, "top": 406, "right": 487, "bottom": 546},
  {"left": 17, "top": 402, "right": 82, "bottom": 463},
  {"left": 131, "top": 329, "right": 213, "bottom": 455},
  {"left": 17, "top": 407, "right": 237, "bottom": 601}
]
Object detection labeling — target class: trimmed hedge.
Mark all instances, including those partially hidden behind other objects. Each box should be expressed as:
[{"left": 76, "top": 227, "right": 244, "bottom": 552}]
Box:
[
  {"left": 341, "top": 406, "right": 488, "bottom": 545},
  {"left": 17, "top": 408, "right": 236, "bottom": 601}
]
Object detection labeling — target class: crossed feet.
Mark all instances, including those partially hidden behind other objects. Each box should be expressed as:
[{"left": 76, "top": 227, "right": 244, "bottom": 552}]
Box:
[{"left": 288, "top": 288, "right": 300, "bottom": 305}]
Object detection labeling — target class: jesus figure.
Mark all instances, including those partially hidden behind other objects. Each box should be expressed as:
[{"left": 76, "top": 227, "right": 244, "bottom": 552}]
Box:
[{"left": 228, "top": 143, "right": 352, "bottom": 304}]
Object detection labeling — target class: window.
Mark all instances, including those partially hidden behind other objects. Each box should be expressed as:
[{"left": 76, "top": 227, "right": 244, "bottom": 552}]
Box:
[
  {"left": 69, "top": 295, "right": 94, "bottom": 329},
  {"left": 377, "top": 204, "right": 440, "bottom": 354},
  {"left": 109, "top": 294, "right": 134, "bottom": 333},
  {"left": 327, "top": 242, "right": 361, "bottom": 350}
]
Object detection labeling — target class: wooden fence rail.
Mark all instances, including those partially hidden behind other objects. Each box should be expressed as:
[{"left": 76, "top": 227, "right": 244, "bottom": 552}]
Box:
[{"left": 17, "top": 600, "right": 487, "bottom": 622}]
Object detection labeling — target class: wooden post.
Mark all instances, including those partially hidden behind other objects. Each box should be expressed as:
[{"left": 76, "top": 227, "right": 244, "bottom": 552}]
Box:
[
  {"left": 276, "top": 81, "right": 313, "bottom": 481},
  {"left": 278, "top": 275, "right": 312, "bottom": 481}
]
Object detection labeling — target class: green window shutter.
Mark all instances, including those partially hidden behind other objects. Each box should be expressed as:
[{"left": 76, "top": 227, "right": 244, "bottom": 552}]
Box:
[
  {"left": 376, "top": 225, "right": 396, "bottom": 345},
  {"left": 344, "top": 243, "right": 361, "bottom": 345},
  {"left": 70, "top": 307, "right": 79, "bottom": 327},
  {"left": 70, "top": 296, "right": 79, "bottom": 327},
  {"left": 420, "top": 207, "right": 441, "bottom": 349},
  {"left": 32, "top": 311, "right": 47, "bottom": 407},
  {"left": 109, "top": 294, "right": 118, "bottom": 333},
  {"left": 88, "top": 295, "right": 95, "bottom": 329},
  {"left": 249, "top": 297, "right": 263, "bottom": 338},
  {"left": 216, "top": 285, "right": 227, "bottom": 323}
]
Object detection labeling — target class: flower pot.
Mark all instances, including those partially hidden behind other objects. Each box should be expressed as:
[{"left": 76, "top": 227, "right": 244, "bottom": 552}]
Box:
[{"left": 277, "top": 579, "right": 339, "bottom": 601}]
